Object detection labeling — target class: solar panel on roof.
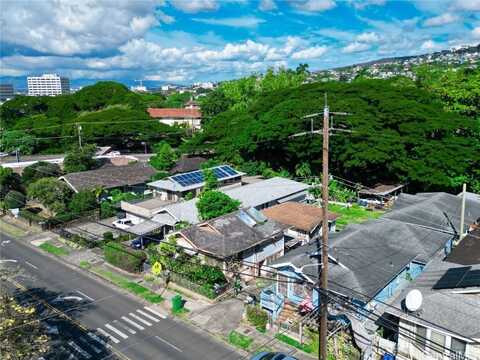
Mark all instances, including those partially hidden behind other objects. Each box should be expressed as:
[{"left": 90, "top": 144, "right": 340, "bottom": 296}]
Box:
[
  {"left": 221, "top": 165, "right": 238, "bottom": 176},
  {"left": 170, "top": 165, "right": 239, "bottom": 187},
  {"left": 433, "top": 267, "right": 471, "bottom": 290},
  {"left": 458, "top": 269, "right": 480, "bottom": 288}
]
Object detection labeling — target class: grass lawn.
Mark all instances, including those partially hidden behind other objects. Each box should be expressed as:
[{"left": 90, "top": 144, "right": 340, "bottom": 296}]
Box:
[
  {"left": 228, "top": 330, "right": 254, "bottom": 351},
  {"left": 39, "top": 241, "right": 70, "bottom": 256},
  {"left": 0, "top": 219, "right": 26, "bottom": 237},
  {"left": 330, "top": 203, "right": 383, "bottom": 230},
  {"left": 79, "top": 260, "right": 91, "bottom": 269},
  {"left": 275, "top": 333, "right": 314, "bottom": 354},
  {"left": 92, "top": 267, "right": 163, "bottom": 304}
]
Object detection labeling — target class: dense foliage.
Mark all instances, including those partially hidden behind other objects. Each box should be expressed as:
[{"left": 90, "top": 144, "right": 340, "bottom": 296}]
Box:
[
  {"left": 186, "top": 76, "right": 479, "bottom": 193},
  {"left": 0, "top": 168, "right": 22, "bottom": 199},
  {"left": 4, "top": 190, "right": 26, "bottom": 209},
  {"left": 22, "top": 161, "right": 63, "bottom": 185},
  {"left": 27, "top": 177, "right": 72, "bottom": 213},
  {"left": 69, "top": 190, "right": 97, "bottom": 216},
  {"left": 63, "top": 144, "right": 98, "bottom": 173},
  {"left": 1, "top": 82, "right": 184, "bottom": 154},
  {"left": 149, "top": 141, "right": 177, "bottom": 171},
  {"left": 196, "top": 190, "right": 241, "bottom": 220},
  {"left": 104, "top": 241, "right": 146, "bottom": 273}
]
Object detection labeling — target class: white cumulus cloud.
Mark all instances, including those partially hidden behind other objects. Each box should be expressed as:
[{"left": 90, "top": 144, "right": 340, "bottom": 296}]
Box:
[
  {"left": 0, "top": 0, "right": 166, "bottom": 56},
  {"left": 193, "top": 16, "right": 266, "bottom": 28},
  {"left": 356, "top": 32, "right": 380, "bottom": 43},
  {"left": 288, "top": 0, "right": 336, "bottom": 12},
  {"left": 420, "top": 40, "right": 440, "bottom": 51},
  {"left": 291, "top": 46, "right": 328, "bottom": 59},
  {"left": 424, "top": 13, "right": 460, "bottom": 27},
  {"left": 342, "top": 41, "right": 370, "bottom": 53},
  {"left": 259, "top": 0, "right": 277, "bottom": 11},
  {"left": 169, "top": 0, "right": 218, "bottom": 13}
]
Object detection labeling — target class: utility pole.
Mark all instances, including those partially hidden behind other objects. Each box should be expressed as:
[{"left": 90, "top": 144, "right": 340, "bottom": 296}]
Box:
[
  {"left": 77, "top": 124, "right": 82, "bottom": 148},
  {"left": 319, "top": 93, "right": 329, "bottom": 360},
  {"left": 459, "top": 183, "right": 467, "bottom": 242}
]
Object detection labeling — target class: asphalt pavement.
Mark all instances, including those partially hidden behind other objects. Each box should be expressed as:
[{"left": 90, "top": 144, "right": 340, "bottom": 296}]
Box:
[{"left": 0, "top": 231, "right": 242, "bottom": 360}]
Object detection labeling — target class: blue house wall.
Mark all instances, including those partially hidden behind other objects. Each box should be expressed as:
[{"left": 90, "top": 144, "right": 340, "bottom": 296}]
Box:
[{"left": 373, "top": 261, "right": 425, "bottom": 303}]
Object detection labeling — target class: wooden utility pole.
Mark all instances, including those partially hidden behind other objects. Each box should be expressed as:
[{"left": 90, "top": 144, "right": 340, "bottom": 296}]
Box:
[
  {"left": 319, "top": 93, "right": 329, "bottom": 360},
  {"left": 77, "top": 124, "right": 83, "bottom": 148},
  {"left": 459, "top": 183, "right": 467, "bottom": 242}
]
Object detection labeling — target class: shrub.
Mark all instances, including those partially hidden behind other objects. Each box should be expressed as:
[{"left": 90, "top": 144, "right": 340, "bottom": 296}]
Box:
[
  {"left": 196, "top": 190, "right": 241, "bottom": 220},
  {"left": 103, "top": 231, "right": 114, "bottom": 242},
  {"left": 171, "top": 294, "right": 184, "bottom": 313},
  {"left": 104, "top": 241, "right": 146, "bottom": 273},
  {"left": 4, "top": 190, "right": 26, "bottom": 209},
  {"left": 246, "top": 305, "right": 268, "bottom": 332},
  {"left": 69, "top": 190, "right": 97, "bottom": 216}
]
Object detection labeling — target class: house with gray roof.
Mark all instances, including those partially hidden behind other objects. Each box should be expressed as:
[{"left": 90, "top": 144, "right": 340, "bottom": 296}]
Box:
[
  {"left": 171, "top": 207, "right": 287, "bottom": 279},
  {"left": 59, "top": 162, "right": 156, "bottom": 193},
  {"left": 120, "top": 177, "right": 310, "bottom": 236},
  {"left": 382, "top": 253, "right": 480, "bottom": 360},
  {"left": 259, "top": 192, "right": 480, "bottom": 340}
]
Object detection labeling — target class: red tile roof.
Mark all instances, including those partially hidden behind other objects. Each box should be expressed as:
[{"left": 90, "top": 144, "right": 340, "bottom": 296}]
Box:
[{"left": 147, "top": 108, "right": 201, "bottom": 119}]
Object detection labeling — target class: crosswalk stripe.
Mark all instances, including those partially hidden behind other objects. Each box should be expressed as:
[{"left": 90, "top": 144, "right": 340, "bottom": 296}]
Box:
[
  {"left": 129, "top": 312, "right": 152, "bottom": 326},
  {"left": 137, "top": 309, "right": 160, "bottom": 322},
  {"left": 113, "top": 319, "right": 136, "bottom": 334},
  {"left": 68, "top": 340, "right": 92, "bottom": 359},
  {"left": 121, "top": 316, "right": 145, "bottom": 330},
  {"left": 105, "top": 324, "right": 129, "bottom": 339},
  {"left": 88, "top": 332, "right": 112, "bottom": 349},
  {"left": 144, "top": 306, "right": 167, "bottom": 319},
  {"left": 97, "top": 328, "right": 120, "bottom": 344}
]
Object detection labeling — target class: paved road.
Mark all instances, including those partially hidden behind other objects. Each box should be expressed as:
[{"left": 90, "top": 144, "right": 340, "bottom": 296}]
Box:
[{"left": 0, "top": 232, "right": 241, "bottom": 360}]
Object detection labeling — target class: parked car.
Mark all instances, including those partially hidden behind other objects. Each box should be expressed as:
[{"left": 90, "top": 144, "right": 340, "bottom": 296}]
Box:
[
  {"left": 250, "top": 352, "right": 298, "bottom": 360},
  {"left": 113, "top": 218, "right": 133, "bottom": 230},
  {"left": 130, "top": 236, "right": 152, "bottom": 249}
]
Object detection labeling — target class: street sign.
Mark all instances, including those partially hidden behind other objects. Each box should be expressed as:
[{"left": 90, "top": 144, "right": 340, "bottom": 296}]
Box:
[{"left": 152, "top": 261, "right": 162, "bottom": 276}]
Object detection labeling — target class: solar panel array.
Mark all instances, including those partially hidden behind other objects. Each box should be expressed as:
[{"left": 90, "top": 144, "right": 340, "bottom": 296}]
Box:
[
  {"left": 433, "top": 267, "right": 480, "bottom": 290},
  {"left": 170, "top": 165, "right": 239, "bottom": 187}
]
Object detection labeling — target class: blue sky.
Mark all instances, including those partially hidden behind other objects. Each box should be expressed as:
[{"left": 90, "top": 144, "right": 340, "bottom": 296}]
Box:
[{"left": 1, "top": 0, "right": 479, "bottom": 88}]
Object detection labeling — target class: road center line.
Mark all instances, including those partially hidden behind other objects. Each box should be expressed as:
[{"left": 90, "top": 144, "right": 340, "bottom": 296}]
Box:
[
  {"left": 75, "top": 289, "right": 94, "bottom": 302},
  {"left": 24, "top": 261, "right": 39, "bottom": 269},
  {"left": 154, "top": 335, "right": 183, "bottom": 352}
]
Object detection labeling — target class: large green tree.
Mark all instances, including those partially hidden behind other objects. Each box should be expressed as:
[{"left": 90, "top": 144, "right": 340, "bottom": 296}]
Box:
[
  {"left": 0, "top": 130, "right": 36, "bottom": 155},
  {"left": 22, "top": 161, "right": 62, "bottom": 185},
  {"left": 185, "top": 78, "right": 479, "bottom": 193},
  {"left": 69, "top": 190, "right": 97, "bottom": 216},
  {"left": 63, "top": 144, "right": 98, "bottom": 173},
  {"left": 196, "top": 190, "right": 241, "bottom": 220},
  {"left": 27, "top": 177, "right": 72, "bottom": 213},
  {"left": 149, "top": 141, "right": 177, "bottom": 171},
  {"left": 0, "top": 167, "right": 22, "bottom": 199}
]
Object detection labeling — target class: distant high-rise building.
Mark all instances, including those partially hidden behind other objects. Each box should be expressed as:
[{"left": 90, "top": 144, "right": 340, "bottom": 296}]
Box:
[
  {"left": 0, "top": 84, "right": 14, "bottom": 101},
  {"left": 27, "top": 74, "right": 70, "bottom": 96}
]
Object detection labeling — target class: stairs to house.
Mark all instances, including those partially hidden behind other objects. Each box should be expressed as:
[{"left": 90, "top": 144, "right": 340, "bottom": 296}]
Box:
[{"left": 277, "top": 301, "right": 300, "bottom": 326}]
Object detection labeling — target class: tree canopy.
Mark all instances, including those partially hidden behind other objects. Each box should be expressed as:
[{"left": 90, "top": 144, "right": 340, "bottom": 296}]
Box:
[
  {"left": 185, "top": 77, "right": 479, "bottom": 193},
  {"left": 149, "top": 141, "right": 177, "bottom": 171},
  {"left": 22, "top": 161, "right": 62, "bottom": 185},
  {"left": 196, "top": 190, "right": 241, "bottom": 220},
  {"left": 27, "top": 177, "right": 72, "bottom": 213},
  {"left": 63, "top": 144, "right": 98, "bottom": 173}
]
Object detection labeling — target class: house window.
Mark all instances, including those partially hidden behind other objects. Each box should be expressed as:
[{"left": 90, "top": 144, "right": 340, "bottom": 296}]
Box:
[
  {"left": 451, "top": 338, "right": 466, "bottom": 357},
  {"left": 430, "top": 331, "right": 446, "bottom": 354},
  {"left": 292, "top": 280, "right": 305, "bottom": 298},
  {"left": 415, "top": 325, "right": 427, "bottom": 350}
]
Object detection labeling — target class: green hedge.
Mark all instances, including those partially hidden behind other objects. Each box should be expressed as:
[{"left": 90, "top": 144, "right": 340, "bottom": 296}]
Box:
[
  {"left": 104, "top": 241, "right": 146, "bottom": 273},
  {"left": 19, "top": 209, "right": 45, "bottom": 223},
  {"left": 246, "top": 305, "right": 268, "bottom": 332}
]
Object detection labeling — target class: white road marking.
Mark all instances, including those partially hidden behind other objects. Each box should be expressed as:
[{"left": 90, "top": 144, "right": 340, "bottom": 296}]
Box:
[
  {"left": 0, "top": 259, "right": 17, "bottom": 263},
  {"left": 154, "top": 335, "right": 183, "bottom": 352},
  {"left": 129, "top": 312, "right": 152, "bottom": 326},
  {"left": 75, "top": 290, "right": 94, "bottom": 302},
  {"left": 87, "top": 332, "right": 112, "bottom": 349},
  {"left": 25, "top": 261, "right": 39, "bottom": 269},
  {"left": 68, "top": 340, "right": 92, "bottom": 359},
  {"left": 97, "top": 328, "right": 120, "bottom": 344},
  {"left": 113, "top": 319, "right": 136, "bottom": 334},
  {"left": 136, "top": 309, "right": 160, "bottom": 322},
  {"left": 1, "top": 240, "right": 11, "bottom": 246},
  {"left": 121, "top": 316, "right": 145, "bottom": 330},
  {"left": 144, "top": 306, "right": 167, "bottom": 319},
  {"left": 105, "top": 324, "right": 128, "bottom": 339}
]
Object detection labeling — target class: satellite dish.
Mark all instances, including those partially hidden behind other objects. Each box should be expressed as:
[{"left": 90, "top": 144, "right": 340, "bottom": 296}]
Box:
[{"left": 405, "top": 289, "right": 423, "bottom": 312}]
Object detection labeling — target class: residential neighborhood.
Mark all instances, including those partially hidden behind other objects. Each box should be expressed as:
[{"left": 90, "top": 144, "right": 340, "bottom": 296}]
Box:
[{"left": 1, "top": 2, "right": 480, "bottom": 360}]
